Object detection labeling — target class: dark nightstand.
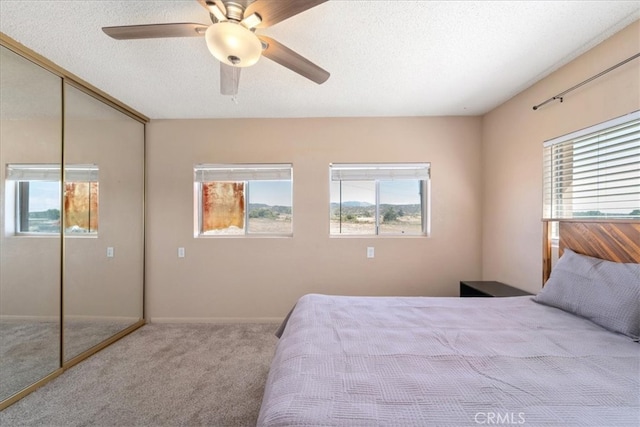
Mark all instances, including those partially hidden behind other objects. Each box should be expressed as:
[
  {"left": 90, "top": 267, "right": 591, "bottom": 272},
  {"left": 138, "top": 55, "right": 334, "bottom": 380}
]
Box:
[{"left": 460, "top": 281, "right": 532, "bottom": 297}]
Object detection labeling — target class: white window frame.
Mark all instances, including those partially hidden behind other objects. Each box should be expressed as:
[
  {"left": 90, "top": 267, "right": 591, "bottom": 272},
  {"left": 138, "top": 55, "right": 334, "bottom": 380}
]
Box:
[
  {"left": 194, "top": 163, "right": 293, "bottom": 237},
  {"left": 329, "top": 163, "right": 431, "bottom": 237},
  {"left": 543, "top": 111, "right": 640, "bottom": 238}
]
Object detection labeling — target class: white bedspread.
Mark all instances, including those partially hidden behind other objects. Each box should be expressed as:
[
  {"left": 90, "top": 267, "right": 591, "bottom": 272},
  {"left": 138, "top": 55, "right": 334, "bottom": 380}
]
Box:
[{"left": 258, "top": 294, "right": 640, "bottom": 426}]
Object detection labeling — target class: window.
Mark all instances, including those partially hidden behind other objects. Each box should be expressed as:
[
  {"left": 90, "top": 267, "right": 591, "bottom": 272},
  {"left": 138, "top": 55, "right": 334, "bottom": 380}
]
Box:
[
  {"left": 543, "top": 111, "right": 640, "bottom": 234},
  {"left": 6, "top": 164, "right": 99, "bottom": 234},
  {"left": 330, "top": 163, "right": 430, "bottom": 236},
  {"left": 194, "top": 164, "right": 293, "bottom": 236}
]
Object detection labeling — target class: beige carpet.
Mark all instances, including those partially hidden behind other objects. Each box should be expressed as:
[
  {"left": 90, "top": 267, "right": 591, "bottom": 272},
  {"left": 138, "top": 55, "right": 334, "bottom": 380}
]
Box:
[
  {"left": 0, "top": 323, "right": 279, "bottom": 426},
  {"left": 1, "top": 319, "right": 138, "bottom": 402}
]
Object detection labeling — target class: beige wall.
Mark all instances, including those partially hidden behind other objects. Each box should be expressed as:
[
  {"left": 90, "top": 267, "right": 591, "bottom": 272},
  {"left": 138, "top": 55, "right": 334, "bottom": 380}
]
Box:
[
  {"left": 146, "top": 116, "right": 483, "bottom": 321},
  {"left": 481, "top": 20, "right": 640, "bottom": 293}
]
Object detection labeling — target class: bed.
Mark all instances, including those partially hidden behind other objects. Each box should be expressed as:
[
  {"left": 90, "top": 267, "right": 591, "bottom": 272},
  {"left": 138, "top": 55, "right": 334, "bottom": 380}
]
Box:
[{"left": 257, "top": 221, "right": 640, "bottom": 426}]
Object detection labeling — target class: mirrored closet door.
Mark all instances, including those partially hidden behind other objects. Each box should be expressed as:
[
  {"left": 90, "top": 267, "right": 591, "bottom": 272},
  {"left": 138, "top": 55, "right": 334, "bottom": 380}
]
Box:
[
  {"left": 0, "top": 45, "right": 63, "bottom": 403},
  {"left": 0, "top": 37, "right": 146, "bottom": 408},
  {"left": 63, "top": 83, "right": 145, "bottom": 362}
]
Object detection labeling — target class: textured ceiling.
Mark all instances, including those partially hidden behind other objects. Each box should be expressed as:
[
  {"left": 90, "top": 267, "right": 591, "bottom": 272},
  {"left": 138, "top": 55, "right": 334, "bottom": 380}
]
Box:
[{"left": 1, "top": 1, "right": 639, "bottom": 120}]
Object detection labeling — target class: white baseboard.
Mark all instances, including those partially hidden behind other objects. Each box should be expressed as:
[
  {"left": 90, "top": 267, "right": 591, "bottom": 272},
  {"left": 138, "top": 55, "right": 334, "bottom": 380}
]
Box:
[{"left": 148, "top": 317, "right": 282, "bottom": 324}]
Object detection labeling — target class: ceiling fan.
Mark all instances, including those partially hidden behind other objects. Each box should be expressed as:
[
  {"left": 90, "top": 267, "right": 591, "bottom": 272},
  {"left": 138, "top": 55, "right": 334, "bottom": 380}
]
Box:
[{"left": 102, "top": 0, "right": 330, "bottom": 96}]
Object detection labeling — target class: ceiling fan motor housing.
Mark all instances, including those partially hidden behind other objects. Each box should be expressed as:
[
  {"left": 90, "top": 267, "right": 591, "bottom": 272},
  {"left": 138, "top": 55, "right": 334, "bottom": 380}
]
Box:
[{"left": 223, "top": 2, "right": 247, "bottom": 22}]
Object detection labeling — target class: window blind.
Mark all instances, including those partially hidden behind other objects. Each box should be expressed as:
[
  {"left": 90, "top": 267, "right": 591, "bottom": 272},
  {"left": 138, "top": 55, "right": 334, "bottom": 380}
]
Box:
[
  {"left": 6, "top": 164, "right": 99, "bottom": 182},
  {"left": 330, "top": 163, "right": 430, "bottom": 181},
  {"left": 542, "top": 111, "right": 640, "bottom": 219},
  {"left": 194, "top": 164, "right": 292, "bottom": 182}
]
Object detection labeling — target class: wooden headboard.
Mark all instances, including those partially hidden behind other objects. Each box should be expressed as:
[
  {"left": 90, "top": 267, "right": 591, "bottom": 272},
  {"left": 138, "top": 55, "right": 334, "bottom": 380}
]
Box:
[{"left": 542, "top": 220, "right": 640, "bottom": 284}]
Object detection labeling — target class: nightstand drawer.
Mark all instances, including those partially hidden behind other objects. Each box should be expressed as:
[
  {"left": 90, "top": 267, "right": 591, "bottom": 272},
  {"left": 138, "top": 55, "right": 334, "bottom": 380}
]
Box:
[{"left": 460, "top": 281, "right": 532, "bottom": 297}]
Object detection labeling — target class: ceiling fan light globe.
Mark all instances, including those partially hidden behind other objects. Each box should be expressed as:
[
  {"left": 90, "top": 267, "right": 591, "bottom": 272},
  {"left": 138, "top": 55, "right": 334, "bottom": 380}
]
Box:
[{"left": 205, "top": 22, "right": 262, "bottom": 67}]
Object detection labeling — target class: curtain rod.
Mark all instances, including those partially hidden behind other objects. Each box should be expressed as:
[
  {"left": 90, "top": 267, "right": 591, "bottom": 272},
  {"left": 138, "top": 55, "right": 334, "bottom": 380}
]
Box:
[{"left": 532, "top": 52, "right": 640, "bottom": 111}]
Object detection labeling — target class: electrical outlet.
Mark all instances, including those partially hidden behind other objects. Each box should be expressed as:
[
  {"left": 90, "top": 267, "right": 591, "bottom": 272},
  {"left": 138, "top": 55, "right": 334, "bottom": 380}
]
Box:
[
  {"left": 106, "top": 247, "right": 114, "bottom": 258},
  {"left": 367, "top": 247, "right": 375, "bottom": 258},
  {"left": 178, "top": 247, "right": 185, "bottom": 258}
]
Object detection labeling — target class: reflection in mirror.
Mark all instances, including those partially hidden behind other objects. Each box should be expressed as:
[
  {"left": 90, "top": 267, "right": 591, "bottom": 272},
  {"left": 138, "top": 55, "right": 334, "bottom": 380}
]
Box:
[
  {"left": 63, "top": 83, "right": 144, "bottom": 362},
  {"left": 0, "top": 45, "right": 62, "bottom": 401}
]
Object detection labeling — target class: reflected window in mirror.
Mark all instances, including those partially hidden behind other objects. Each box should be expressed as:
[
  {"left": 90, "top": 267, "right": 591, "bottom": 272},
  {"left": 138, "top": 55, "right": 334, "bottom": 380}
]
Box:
[{"left": 6, "top": 164, "right": 99, "bottom": 235}]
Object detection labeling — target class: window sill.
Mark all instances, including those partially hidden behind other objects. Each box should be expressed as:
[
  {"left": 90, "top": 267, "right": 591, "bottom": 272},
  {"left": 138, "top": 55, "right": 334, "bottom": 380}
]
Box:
[
  {"left": 197, "top": 234, "right": 293, "bottom": 239},
  {"left": 330, "top": 234, "right": 430, "bottom": 239}
]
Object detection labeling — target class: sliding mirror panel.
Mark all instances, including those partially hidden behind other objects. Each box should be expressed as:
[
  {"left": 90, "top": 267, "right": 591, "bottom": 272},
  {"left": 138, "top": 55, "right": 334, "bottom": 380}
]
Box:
[
  {"left": 63, "top": 83, "right": 144, "bottom": 362},
  {"left": 0, "top": 45, "right": 62, "bottom": 401}
]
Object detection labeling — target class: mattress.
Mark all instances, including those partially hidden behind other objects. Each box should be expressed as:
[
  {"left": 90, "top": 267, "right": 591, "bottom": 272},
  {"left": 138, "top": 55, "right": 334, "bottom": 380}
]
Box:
[{"left": 258, "top": 294, "right": 640, "bottom": 426}]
